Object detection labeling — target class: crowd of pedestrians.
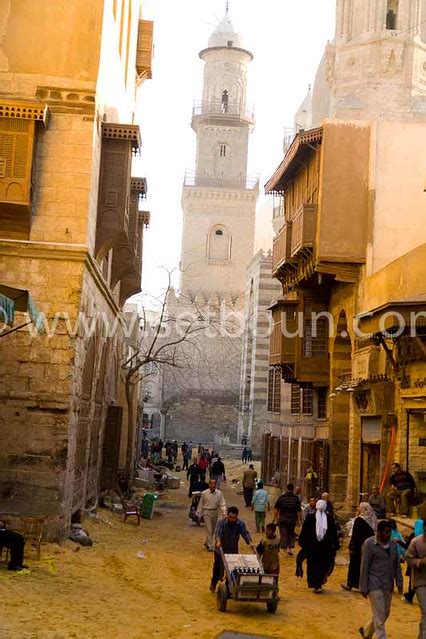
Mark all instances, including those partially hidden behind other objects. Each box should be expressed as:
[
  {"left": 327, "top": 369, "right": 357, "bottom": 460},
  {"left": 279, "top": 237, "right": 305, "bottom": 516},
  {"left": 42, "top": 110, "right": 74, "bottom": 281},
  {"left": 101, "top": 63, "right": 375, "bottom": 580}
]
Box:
[
  {"left": 139, "top": 435, "right": 426, "bottom": 638},
  {"left": 182, "top": 446, "right": 426, "bottom": 638}
]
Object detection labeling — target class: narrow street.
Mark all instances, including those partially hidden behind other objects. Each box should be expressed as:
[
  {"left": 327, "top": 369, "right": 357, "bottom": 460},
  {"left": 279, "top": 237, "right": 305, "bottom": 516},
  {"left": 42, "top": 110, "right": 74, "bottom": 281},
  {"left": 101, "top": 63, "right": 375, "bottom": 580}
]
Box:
[{"left": 0, "top": 460, "right": 419, "bottom": 639}]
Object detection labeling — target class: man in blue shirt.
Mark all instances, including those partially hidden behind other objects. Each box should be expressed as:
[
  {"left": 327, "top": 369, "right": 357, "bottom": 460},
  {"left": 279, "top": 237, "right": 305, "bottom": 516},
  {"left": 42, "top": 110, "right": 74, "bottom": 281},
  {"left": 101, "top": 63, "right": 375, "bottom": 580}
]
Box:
[
  {"left": 210, "top": 506, "right": 254, "bottom": 592},
  {"left": 251, "top": 481, "right": 270, "bottom": 532}
]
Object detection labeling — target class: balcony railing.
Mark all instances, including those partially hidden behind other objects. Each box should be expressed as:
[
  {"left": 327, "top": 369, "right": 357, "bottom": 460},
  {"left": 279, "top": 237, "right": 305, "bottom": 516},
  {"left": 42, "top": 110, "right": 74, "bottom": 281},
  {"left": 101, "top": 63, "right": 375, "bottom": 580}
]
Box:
[
  {"left": 272, "top": 222, "right": 293, "bottom": 274},
  {"left": 184, "top": 170, "right": 259, "bottom": 190},
  {"left": 291, "top": 203, "right": 316, "bottom": 257},
  {"left": 192, "top": 100, "right": 254, "bottom": 121}
]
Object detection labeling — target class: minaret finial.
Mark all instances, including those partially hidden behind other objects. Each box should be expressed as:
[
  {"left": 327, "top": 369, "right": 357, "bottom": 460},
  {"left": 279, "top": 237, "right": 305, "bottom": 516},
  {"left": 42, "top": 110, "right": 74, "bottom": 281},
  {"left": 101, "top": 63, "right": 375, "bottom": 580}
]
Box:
[{"left": 226, "top": 0, "right": 229, "bottom": 14}]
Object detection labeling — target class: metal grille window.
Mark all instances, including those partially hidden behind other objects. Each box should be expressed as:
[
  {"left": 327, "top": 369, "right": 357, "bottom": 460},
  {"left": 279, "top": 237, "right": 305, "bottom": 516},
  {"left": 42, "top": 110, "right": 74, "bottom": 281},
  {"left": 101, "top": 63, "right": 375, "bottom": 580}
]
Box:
[
  {"left": 291, "top": 384, "right": 300, "bottom": 415},
  {"left": 303, "top": 318, "right": 328, "bottom": 357},
  {"left": 302, "top": 387, "right": 313, "bottom": 415},
  {"left": 317, "top": 387, "right": 327, "bottom": 420},
  {"left": 267, "top": 367, "right": 281, "bottom": 414}
]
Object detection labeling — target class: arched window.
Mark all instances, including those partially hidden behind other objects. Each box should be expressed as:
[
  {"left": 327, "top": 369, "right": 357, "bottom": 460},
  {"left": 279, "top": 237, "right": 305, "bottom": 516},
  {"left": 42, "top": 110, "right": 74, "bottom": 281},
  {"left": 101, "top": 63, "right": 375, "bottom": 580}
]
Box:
[
  {"left": 208, "top": 225, "right": 231, "bottom": 261},
  {"left": 221, "top": 89, "right": 229, "bottom": 113},
  {"left": 386, "top": 0, "right": 398, "bottom": 30}
]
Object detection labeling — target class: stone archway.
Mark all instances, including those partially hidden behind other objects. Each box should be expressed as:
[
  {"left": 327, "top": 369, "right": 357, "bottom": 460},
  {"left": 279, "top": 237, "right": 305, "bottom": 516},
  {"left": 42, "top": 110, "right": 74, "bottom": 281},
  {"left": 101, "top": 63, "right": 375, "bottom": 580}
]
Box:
[{"left": 329, "top": 310, "right": 352, "bottom": 506}]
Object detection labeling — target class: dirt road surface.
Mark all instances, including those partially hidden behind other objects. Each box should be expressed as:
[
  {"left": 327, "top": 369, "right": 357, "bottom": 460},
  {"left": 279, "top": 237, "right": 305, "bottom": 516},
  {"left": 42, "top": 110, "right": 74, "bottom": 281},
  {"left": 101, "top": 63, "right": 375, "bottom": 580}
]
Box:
[{"left": 0, "top": 460, "right": 419, "bottom": 638}]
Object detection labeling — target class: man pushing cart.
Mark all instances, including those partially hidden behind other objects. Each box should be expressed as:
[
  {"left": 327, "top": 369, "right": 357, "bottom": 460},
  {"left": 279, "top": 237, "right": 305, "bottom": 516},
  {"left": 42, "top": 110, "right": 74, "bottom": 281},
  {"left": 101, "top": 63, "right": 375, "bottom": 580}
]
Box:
[{"left": 210, "top": 506, "right": 279, "bottom": 614}]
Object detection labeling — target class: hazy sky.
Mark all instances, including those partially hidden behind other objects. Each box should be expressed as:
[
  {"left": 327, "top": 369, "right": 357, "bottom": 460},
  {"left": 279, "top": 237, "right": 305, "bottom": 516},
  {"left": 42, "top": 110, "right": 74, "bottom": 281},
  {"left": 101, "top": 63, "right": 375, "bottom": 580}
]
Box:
[{"left": 135, "top": 0, "right": 336, "bottom": 305}]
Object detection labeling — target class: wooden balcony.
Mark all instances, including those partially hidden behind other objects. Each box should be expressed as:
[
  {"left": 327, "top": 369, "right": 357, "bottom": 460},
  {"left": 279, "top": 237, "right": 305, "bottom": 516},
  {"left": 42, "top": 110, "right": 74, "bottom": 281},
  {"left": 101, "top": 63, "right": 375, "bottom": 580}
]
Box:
[
  {"left": 295, "top": 355, "right": 329, "bottom": 385},
  {"left": 95, "top": 124, "right": 141, "bottom": 260},
  {"left": 269, "top": 300, "right": 299, "bottom": 380},
  {"left": 119, "top": 210, "right": 150, "bottom": 306},
  {"left": 0, "top": 100, "right": 49, "bottom": 239},
  {"left": 291, "top": 203, "right": 316, "bottom": 257},
  {"left": 272, "top": 223, "right": 293, "bottom": 275},
  {"left": 269, "top": 298, "right": 330, "bottom": 385},
  {"left": 136, "top": 20, "right": 154, "bottom": 80}
]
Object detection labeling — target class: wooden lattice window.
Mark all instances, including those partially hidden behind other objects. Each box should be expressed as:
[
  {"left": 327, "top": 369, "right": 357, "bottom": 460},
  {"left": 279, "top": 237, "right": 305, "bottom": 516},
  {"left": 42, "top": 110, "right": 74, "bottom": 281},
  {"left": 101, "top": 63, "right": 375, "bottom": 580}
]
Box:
[
  {"left": 291, "top": 384, "right": 300, "bottom": 414},
  {"left": 136, "top": 20, "right": 154, "bottom": 79},
  {"left": 317, "top": 387, "right": 328, "bottom": 420},
  {"left": 0, "top": 117, "right": 35, "bottom": 206},
  {"left": 303, "top": 318, "right": 328, "bottom": 357},
  {"left": 267, "top": 367, "right": 281, "bottom": 414},
  {"left": 273, "top": 369, "right": 281, "bottom": 413},
  {"left": 302, "top": 387, "right": 313, "bottom": 415}
]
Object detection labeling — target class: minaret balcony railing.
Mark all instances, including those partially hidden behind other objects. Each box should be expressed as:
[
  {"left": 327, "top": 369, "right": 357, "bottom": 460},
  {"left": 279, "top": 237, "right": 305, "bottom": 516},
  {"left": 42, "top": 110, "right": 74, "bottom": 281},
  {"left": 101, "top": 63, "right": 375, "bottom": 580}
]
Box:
[
  {"left": 192, "top": 100, "right": 254, "bottom": 121},
  {"left": 184, "top": 170, "right": 259, "bottom": 190}
]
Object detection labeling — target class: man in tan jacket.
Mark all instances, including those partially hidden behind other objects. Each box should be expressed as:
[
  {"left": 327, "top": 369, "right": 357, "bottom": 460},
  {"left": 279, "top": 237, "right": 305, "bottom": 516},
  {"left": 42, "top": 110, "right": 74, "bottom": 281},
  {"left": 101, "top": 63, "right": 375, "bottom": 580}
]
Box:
[{"left": 196, "top": 479, "right": 226, "bottom": 551}]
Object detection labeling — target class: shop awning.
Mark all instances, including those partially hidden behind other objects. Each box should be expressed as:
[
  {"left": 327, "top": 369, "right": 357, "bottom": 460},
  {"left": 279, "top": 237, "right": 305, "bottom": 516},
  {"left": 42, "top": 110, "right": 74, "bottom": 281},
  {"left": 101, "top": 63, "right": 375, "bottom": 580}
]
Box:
[
  {"left": 0, "top": 285, "right": 44, "bottom": 332},
  {"left": 355, "top": 297, "right": 426, "bottom": 335}
]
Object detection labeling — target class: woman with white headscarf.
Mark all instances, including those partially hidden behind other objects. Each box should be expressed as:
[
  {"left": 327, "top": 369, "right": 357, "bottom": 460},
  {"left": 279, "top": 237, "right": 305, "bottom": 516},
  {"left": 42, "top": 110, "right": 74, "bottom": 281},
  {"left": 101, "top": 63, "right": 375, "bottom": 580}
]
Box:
[
  {"left": 299, "top": 499, "right": 340, "bottom": 594},
  {"left": 341, "top": 502, "right": 377, "bottom": 592}
]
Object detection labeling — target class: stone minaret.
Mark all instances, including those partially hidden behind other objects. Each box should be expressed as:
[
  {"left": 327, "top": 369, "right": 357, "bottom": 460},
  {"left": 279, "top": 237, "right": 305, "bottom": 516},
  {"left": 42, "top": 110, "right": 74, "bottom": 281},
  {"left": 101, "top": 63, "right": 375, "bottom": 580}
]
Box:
[
  {"left": 180, "top": 11, "right": 258, "bottom": 301},
  {"left": 161, "top": 11, "right": 258, "bottom": 446},
  {"left": 312, "top": 0, "right": 426, "bottom": 123}
]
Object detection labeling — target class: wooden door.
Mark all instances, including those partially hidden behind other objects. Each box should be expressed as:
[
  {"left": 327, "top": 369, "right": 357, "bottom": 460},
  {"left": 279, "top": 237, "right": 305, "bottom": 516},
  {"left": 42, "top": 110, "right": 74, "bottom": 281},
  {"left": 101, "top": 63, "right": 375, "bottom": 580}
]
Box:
[{"left": 100, "top": 406, "right": 123, "bottom": 490}]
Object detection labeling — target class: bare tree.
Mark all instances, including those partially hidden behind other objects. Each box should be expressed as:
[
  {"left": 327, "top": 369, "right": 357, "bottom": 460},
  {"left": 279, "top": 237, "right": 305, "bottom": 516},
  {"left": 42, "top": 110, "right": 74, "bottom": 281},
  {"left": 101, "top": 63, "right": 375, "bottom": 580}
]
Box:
[{"left": 121, "top": 271, "right": 211, "bottom": 473}]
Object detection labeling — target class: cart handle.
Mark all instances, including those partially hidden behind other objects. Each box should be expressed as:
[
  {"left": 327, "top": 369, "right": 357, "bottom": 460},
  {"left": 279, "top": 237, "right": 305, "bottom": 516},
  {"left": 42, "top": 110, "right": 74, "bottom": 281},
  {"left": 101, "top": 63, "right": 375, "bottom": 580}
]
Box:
[{"left": 218, "top": 547, "right": 234, "bottom": 583}]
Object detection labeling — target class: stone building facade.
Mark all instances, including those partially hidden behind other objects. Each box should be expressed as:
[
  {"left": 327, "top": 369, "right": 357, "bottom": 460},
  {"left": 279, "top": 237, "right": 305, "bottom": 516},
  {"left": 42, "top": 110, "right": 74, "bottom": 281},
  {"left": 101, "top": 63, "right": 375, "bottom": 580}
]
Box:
[
  {"left": 311, "top": 0, "right": 426, "bottom": 125},
  {"left": 262, "top": 0, "right": 426, "bottom": 509},
  {"left": 161, "top": 12, "right": 258, "bottom": 445},
  {"left": 237, "top": 250, "right": 281, "bottom": 453},
  {"left": 0, "top": 0, "right": 153, "bottom": 539}
]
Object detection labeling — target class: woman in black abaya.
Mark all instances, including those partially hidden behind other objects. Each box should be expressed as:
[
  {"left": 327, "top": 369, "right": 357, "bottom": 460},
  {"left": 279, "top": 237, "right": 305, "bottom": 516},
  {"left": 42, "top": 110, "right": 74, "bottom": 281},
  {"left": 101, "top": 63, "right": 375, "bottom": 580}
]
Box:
[
  {"left": 299, "top": 499, "right": 340, "bottom": 594},
  {"left": 340, "top": 502, "right": 377, "bottom": 591}
]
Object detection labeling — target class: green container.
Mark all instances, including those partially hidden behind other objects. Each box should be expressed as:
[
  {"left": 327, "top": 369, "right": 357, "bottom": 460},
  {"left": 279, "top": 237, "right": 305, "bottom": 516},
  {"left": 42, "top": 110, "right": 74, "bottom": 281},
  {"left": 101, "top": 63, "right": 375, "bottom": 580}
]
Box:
[{"left": 140, "top": 493, "right": 157, "bottom": 520}]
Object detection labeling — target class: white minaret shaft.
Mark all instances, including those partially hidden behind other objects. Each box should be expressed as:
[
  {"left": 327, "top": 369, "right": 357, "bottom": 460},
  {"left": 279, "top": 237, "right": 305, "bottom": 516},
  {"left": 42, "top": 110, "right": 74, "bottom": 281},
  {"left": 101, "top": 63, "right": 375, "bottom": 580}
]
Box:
[{"left": 179, "top": 13, "right": 258, "bottom": 300}]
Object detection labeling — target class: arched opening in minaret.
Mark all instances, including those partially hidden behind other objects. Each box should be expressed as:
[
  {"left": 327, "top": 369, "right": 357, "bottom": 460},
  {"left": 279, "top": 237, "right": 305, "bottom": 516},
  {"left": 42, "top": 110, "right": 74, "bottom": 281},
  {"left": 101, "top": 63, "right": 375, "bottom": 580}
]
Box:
[
  {"left": 208, "top": 225, "right": 231, "bottom": 261},
  {"left": 386, "top": 0, "right": 398, "bottom": 30},
  {"left": 221, "top": 90, "right": 229, "bottom": 113}
]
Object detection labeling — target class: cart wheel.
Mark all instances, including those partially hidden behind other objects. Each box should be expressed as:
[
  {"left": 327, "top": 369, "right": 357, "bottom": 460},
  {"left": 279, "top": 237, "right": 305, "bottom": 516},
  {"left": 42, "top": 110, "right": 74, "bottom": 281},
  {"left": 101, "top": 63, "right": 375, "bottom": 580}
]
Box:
[
  {"left": 217, "top": 583, "right": 228, "bottom": 612},
  {"left": 266, "top": 595, "right": 278, "bottom": 614}
]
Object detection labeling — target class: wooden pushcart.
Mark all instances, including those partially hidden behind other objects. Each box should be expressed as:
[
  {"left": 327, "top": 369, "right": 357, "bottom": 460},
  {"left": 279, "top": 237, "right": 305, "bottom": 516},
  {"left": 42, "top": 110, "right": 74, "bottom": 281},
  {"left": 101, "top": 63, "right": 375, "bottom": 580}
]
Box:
[{"left": 216, "top": 550, "right": 279, "bottom": 614}]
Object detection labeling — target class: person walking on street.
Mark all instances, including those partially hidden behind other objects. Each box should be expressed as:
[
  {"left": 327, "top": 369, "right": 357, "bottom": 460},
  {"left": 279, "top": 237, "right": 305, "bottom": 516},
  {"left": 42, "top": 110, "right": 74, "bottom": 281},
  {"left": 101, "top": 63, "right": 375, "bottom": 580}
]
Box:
[
  {"left": 247, "top": 447, "right": 253, "bottom": 463},
  {"left": 211, "top": 456, "right": 226, "bottom": 489},
  {"left": 242, "top": 464, "right": 257, "bottom": 507},
  {"left": 405, "top": 518, "right": 426, "bottom": 639},
  {"left": 257, "top": 522, "right": 280, "bottom": 576},
  {"left": 187, "top": 460, "right": 201, "bottom": 497},
  {"left": 341, "top": 502, "right": 377, "bottom": 592},
  {"left": 196, "top": 479, "right": 227, "bottom": 551},
  {"left": 299, "top": 499, "right": 340, "bottom": 594},
  {"left": 241, "top": 446, "right": 248, "bottom": 464},
  {"left": 274, "top": 483, "right": 301, "bottom": 555},
  {"left": 359, "top": 519, "right": 403, "bottom": 639},
  {"left": 386, "top": 462, "right": 416, "bottom": 517},
  {"left": 251, "top": 481, "right": 270, "bottom": 532},
  {"left": 295, "top": 497, "right": 317, "bottom": 579},
  {"left": 210, "top": 506, "right": 255, "bottom": 592},
  {"left": 321, "top": 492, "right": 334, "bottom": 517},
  {"left": 182, "top": 446, "right": 191, "bottom": 472},
  {"left": 369, "top": 484, "right": 387, "bottom": 520},
  {"left": 198, "top": 454, "right": 209, "bottom": 482},
  {"left": 303, "top": 497, "right": 317, "bottom": 521}
]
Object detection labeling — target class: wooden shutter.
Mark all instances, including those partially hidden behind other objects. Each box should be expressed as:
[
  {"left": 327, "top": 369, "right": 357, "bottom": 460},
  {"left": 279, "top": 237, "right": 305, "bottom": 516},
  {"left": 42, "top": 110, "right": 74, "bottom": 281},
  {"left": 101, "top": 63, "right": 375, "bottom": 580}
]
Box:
[
  {"left": 136, "top": 20, "right": 154, "bottom": 78},
  {"left": 0, "top": 117, "right": 35, "bottom": 206}
]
